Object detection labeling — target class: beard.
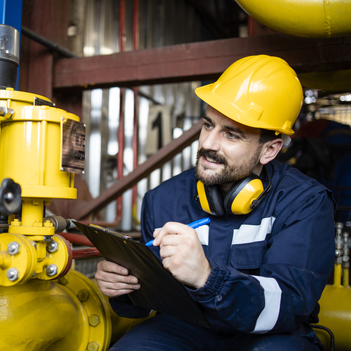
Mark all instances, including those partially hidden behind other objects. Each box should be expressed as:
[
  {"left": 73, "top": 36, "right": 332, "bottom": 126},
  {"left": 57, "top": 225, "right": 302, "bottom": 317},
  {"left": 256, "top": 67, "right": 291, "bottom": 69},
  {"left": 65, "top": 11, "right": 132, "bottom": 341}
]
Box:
[{"left": 195, "top": 147, "right": 261, "bottom": 186}]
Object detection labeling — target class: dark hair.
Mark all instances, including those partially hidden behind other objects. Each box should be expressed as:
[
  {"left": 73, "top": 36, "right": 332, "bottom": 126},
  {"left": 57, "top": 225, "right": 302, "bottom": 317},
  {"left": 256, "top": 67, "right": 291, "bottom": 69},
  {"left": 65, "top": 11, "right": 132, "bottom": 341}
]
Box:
[{"left": 259, "top": 129, "right": 282, "bottom": 144}]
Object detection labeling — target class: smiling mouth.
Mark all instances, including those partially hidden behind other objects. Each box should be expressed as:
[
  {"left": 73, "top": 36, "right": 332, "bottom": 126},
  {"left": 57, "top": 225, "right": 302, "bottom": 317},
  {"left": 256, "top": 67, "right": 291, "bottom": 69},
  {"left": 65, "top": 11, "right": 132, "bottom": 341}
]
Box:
[{"left": 204, "top": 156, "right": 223, "bottom": 164}]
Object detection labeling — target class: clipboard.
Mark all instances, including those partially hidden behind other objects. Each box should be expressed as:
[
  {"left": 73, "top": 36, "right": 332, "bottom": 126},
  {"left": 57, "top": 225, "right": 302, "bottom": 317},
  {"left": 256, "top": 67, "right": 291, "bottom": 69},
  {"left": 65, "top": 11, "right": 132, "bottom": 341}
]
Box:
[{"left": 74, "top": 221, "right": 210, "bottom": 328}]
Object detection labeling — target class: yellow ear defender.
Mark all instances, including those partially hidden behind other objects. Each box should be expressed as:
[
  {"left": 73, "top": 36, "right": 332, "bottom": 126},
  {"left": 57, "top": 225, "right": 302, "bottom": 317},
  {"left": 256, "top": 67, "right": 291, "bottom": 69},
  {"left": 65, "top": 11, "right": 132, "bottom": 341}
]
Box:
[{"left": 196, "top": 166, "right": 272, "bottom": 216}]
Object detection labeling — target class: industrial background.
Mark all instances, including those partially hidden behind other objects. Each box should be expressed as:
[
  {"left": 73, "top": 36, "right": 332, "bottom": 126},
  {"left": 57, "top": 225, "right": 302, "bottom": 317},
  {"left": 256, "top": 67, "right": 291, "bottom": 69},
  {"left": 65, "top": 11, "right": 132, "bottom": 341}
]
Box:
[{"left": 1, "top": 0, "right": 351, "bottom": 350}]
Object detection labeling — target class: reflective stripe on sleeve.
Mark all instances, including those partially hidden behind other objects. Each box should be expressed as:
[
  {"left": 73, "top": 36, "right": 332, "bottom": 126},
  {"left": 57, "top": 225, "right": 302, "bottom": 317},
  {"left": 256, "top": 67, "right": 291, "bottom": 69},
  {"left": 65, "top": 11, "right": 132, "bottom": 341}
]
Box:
[{"left": 251, "top": 275, "right": 282, "bottom": 333}]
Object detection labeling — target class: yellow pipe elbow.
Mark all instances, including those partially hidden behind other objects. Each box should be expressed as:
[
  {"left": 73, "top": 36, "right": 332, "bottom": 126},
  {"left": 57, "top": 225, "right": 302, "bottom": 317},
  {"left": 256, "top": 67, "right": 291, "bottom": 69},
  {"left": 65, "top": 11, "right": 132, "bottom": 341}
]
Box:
[
  {"left": 236, "top": 0, "right": 351, "bottom": 38},
  {"left": 318, "top": 285, "right": 351, "bottom": 351},
  {"left": 298, "top": 70, "right": 351, "bottom": 91}
]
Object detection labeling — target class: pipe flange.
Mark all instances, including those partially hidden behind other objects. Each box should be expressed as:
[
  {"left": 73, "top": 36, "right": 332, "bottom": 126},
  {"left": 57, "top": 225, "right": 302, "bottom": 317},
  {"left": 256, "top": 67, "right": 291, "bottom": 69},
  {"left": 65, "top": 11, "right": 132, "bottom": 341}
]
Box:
[{"left": 56, "top": 270, "right": 112, "bottom": 351}]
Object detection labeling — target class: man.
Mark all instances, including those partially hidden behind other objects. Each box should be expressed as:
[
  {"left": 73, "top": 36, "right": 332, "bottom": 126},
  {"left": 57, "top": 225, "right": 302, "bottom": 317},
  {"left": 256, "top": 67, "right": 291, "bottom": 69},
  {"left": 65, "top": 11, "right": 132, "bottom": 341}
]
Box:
[{"left": 95, "top": 55, "right": 335, "bottom": 350}]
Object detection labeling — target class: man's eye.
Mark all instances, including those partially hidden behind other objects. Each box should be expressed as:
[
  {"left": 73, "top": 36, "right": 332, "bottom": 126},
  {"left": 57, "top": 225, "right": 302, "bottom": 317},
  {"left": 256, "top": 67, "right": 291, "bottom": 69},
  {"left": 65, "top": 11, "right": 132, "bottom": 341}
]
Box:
[
  {"left": 203, "top": 122, "right": 212, "bottom": 129},
  {"left": 226, "top": 132, "right": 237, "bottom": 139}
]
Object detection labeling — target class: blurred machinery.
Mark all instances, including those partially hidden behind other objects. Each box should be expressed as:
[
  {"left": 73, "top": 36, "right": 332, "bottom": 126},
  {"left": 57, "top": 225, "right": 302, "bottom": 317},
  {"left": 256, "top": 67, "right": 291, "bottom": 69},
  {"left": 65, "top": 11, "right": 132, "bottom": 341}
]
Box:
[{"left": 315, "top": 222, "right": 351, "bottom": 351}]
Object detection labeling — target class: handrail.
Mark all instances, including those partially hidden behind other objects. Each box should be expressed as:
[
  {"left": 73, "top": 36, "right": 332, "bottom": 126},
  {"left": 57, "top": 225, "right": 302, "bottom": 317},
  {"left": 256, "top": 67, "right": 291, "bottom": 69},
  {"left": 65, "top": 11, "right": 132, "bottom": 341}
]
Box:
[{"left": 72, "top": 119, "right": 202, "bottom": 220}]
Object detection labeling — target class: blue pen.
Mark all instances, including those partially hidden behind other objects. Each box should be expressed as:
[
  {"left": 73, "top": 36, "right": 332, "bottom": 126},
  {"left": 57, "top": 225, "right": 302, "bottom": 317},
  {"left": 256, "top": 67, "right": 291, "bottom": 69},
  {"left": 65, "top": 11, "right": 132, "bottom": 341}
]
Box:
[{"left": 145, "top": 217, "right": 211, "bottom": 246}]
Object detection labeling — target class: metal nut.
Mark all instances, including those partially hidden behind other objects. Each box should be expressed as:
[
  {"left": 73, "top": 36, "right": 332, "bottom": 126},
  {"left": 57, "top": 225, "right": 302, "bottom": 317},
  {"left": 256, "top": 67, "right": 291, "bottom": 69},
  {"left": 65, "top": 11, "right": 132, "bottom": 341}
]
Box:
[
  {"left": 47, "top": 241, "right": 58, "bottom": 253},
  {"left": 77, "top": 289, "right": 90, "bottom": 302},
  {"left": 88, "top": 314, "right": 100, "bottom": 327},
  {"left": 0, "top": 106, "right": 14, "bottom": 119},
  {"left": 87, "top": 342, "right": 99, "bottom": 351},
  {"left": 58, "top": 275, "right": 70, "bottom": 286},
  {"left": 7, "top": 268, "right": 19, "bottom": 281},
  {"left": 46, "top": 264, "right": 58, "bottom": 277},
  {"left": 8, "top": 241, "right": 20, "bottom": 255}
]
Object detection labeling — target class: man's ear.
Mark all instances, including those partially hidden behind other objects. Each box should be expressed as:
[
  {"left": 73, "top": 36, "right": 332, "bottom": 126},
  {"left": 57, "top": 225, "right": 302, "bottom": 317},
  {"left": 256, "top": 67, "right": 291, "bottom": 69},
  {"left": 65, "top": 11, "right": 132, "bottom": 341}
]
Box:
[{"left": 260, "top": 138, "right": 283, "bottom": 165}]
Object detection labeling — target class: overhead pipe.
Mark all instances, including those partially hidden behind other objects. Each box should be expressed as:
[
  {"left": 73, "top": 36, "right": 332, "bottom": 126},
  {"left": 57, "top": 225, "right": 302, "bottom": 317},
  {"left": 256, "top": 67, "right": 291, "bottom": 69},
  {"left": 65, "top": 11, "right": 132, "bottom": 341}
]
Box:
[
  {"left": 236, "top": 1, "right": 351, "bottom": 90},
  {"left": 236, "top": 0, "right": 351, "bottom": 38},
  {"left": 21, "top": 26, "right": 77, "bottom": 58}
]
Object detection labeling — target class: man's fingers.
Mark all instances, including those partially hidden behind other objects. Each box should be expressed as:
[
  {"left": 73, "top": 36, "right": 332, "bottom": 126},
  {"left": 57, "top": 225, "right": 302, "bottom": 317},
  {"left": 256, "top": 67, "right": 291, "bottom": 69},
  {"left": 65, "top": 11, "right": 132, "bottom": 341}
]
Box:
[
  {"left": 98, "top": 283, "right": 139, "bottom": 297},
  {"left": 153, "top": 222, "right": 189, "bottom": 246},
  {"left": 97, "top": 260, "right": 129, "bottom": 275},
  {"left": 159, "top": 245, "right": 177, "bottom": 260},
  {"left": 98, "top": 280, "right": 140, "bottom": 292},
  {"left": 159, "top": 234, "right": 180, "bottom": 247},
  {"left": 95, "top": 269, "right": 138, "bottom": 285},
  {"left": 96, "top": 279, "right": 140, "bottom": 297}
]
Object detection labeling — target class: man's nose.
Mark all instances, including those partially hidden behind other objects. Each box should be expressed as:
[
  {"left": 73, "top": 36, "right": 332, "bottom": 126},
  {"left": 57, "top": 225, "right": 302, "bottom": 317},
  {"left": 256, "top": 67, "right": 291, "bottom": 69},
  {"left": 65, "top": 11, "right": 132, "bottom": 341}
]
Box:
[{"left": 201, "top": 129, "right": 221, "bottom": 151}]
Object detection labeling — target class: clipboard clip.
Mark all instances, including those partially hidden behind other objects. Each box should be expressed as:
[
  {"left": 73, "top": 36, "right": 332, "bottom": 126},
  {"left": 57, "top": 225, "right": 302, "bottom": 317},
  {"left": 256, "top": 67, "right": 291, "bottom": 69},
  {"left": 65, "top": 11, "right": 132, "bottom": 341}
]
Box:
[{"left": 89, "top": 223, "right": 134, "bottom": 240}]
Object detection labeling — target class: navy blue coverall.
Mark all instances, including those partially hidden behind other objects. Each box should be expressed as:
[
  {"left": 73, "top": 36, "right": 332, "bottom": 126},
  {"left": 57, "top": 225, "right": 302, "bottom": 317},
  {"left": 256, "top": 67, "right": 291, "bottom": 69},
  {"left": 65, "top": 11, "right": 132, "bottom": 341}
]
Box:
[{"left": 109, "top": 160, "right": 335, "bottom": 351}]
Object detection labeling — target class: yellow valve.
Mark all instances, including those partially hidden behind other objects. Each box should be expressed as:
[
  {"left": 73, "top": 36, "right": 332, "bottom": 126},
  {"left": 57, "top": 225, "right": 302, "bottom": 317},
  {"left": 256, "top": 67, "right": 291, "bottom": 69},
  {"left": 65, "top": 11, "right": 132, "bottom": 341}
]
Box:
[
  {"left": 0, "top": 90, "right": 79, "bottom": 204},
  {"left": 0, "top": 89, "right": 82, "bottom": 284}
]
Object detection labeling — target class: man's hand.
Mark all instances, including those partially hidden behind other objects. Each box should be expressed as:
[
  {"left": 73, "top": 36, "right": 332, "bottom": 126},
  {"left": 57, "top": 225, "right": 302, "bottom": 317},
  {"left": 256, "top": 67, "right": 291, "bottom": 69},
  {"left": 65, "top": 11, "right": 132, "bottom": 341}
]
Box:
[
  {"left": 153, "top": 222, "right": 211, "bottom": 289},
  {"left": 95, "top": 260, "right": 140, "bottom": 298}
]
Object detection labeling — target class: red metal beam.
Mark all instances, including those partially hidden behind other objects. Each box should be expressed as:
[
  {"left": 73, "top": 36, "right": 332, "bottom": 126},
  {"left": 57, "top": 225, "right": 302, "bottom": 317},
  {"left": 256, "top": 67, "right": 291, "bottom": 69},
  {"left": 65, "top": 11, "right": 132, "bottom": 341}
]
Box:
[
  {"left": 72, "top": 248, "right": 101, "bottom": 259},
  {"left": 53, "top": 34, "right": 351, "bottom": 92},
  {"left": 59, "top": 232, "right": 94, "bottom": 247},
  {"left": 72, "top": 119, "right": 203, "bottom": 220}
]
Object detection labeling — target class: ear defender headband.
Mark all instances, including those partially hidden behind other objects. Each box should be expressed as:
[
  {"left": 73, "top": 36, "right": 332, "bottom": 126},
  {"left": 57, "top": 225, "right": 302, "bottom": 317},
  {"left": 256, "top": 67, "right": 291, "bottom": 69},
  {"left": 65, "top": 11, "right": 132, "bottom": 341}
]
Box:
[{"left": 196, "top": 166, "right": 272, "bottom": 216}]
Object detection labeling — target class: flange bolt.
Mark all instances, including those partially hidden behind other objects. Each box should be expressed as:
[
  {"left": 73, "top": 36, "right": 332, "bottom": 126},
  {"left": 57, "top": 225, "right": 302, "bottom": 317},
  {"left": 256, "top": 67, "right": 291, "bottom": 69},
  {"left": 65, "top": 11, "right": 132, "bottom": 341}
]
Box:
[
  {"left": 46, "top": 264, "right": 58, "bottom": 277},
  {"left": 89, "top": 314, "right": 100, "bottom": 327},
  {"left": 47, "top": 241, "right": 58, "bottom": 253},
  {"left": 87, "top": 341, "right": 99, "bottom": 351},
  {"left": 7, "top": 268, "right": 19, "bottom": 281},
  {"left": 8, "top": 241, "right": 20, "bottom": 255}
]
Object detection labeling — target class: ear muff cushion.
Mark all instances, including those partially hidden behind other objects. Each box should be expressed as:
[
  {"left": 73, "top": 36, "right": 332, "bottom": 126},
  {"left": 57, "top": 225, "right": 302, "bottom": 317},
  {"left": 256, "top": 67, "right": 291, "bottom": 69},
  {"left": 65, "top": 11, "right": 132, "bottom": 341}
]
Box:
[
  {"left": 197, "top": 181, "right": 225, "bottom": 217},
  {"left": 224, "top": 175, "right": 263, "bottom": 215}
]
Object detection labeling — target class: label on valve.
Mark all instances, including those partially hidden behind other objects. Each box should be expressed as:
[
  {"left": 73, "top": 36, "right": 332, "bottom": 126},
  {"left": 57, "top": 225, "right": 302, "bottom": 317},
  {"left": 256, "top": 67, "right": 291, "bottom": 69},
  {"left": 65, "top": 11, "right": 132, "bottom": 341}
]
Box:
[{"left": 60, "top": 118, "right": 86, "bottom": 174}]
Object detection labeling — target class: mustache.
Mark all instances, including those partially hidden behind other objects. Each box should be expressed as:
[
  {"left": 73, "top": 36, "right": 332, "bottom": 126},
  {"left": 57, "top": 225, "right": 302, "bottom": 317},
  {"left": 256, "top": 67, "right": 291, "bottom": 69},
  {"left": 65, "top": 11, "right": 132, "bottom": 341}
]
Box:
[{"left": 197, "top": 148, "right": 227, "bottom": 165}]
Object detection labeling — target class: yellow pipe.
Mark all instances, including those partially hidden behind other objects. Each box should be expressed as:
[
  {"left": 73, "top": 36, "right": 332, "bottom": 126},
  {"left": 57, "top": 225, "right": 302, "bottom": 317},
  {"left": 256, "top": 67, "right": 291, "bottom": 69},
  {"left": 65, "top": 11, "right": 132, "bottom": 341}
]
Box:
[
  {"left": 317, "top": 285, "right": 351, "bottom": 351},
  {"left": 343, "top": 267, "right": 349, "bottom": 287},
  {"left": 333, "top": 263, "right": 342, "bottom": 286},
  {"left": 298, "top": 70, "right": 351, "bottom": 91},
  {"left": 236, "top": 0, "right": 351, "bottom": 38},
  {"left": 0, "top": 279, "right": 84, "bottom": 351},
  {"left": 21, "top": 199, "right": 44, "bottom": 226},
  {"left": 0, "top": 269, "right": 155, "bottom": 350}
]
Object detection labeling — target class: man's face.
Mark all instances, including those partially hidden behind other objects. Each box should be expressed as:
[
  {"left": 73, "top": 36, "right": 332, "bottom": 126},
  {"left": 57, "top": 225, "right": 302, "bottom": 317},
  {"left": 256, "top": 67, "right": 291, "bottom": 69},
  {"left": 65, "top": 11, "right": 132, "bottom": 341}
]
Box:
[{"left": 195, "top": 106, "right": 264, "bottom": 191}]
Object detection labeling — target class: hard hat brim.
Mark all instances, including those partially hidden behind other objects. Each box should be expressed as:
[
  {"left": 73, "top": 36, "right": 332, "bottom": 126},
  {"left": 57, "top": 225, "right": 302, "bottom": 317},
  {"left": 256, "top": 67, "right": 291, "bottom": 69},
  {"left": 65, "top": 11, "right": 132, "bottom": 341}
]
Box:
[{"left": 195, "top": 83, "right": 295, "bottom": 136}]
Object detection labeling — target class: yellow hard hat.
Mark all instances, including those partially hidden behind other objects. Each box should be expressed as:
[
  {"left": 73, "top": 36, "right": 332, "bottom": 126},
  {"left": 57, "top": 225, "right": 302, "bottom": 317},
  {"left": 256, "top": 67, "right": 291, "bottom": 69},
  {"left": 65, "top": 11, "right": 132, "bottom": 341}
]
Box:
[{"left": 195, "top": 55, "right": 303, "bottom": 135}]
